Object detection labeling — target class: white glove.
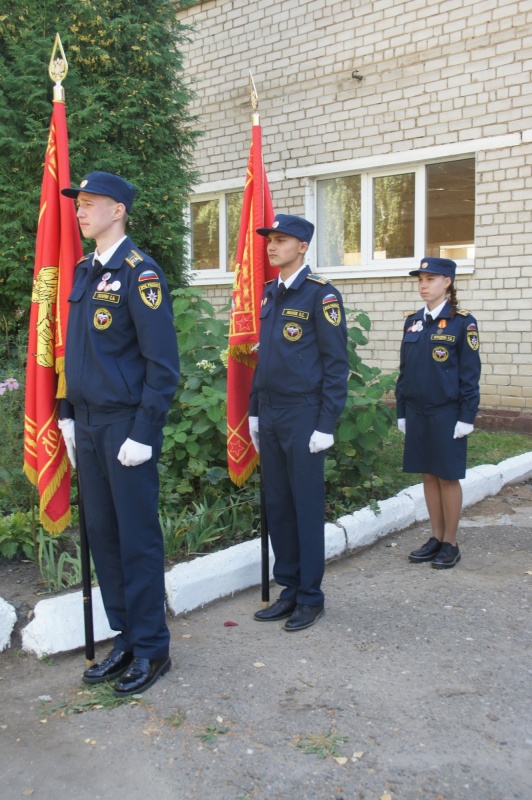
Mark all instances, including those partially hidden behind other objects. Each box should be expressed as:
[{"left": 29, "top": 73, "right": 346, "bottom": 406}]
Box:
[
  {"left": 117, "top": 438, "right": 153, "bottom": 467},
  {"left": 309, "top": 430, "right": 334, "bottom": 453},
  {"left": 397, "top": 418, "right": 406, "bottom": 434},
  {"left": 453, "top": 421, "right": 474, "bottom": 439},
  {"left": 249, "top": 416, "right": 260, "bottom": 453},
  {"left": 58, "top": 418, "right": 76, "bottom": 469}
]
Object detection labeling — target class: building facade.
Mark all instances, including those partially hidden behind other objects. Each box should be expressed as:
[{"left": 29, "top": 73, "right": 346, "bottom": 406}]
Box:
[{"left": 176, "top": 0, "right": 532, "bottom": 426}]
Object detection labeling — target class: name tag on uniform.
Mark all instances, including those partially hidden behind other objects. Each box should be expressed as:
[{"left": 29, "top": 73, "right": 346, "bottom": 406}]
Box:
[
  {"left": 92, "top": 291, "right": 121, "bottom": 304},
  {"left": 282, "top": 309, "right": 310, "bottom": 320},
  {"left": 430, "top": 334, "right": 456, "bottom": 343}
]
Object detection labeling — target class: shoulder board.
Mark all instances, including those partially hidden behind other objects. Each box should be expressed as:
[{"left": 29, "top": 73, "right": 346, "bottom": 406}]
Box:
[
  {"left": 404, "top": 310, "right": 417, "bottom": 318},
  {"left": 455, "top": 308, "right": 470, "bottom": 316},
  {"left": 306, "top": 274, "right": 328, "bottom": 285},
  {"left": 125, "top": 249, "right": 144, "bottom": 269},
  {"left": 76, "top": 255, "right": 90, "bottom": 265},
  {"left": 264, "top": 279, "right": 276, "bottom": 286}
]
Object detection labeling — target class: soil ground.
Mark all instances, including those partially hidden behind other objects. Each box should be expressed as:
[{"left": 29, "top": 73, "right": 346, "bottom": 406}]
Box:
[{"left": 1, "top": 481, "right": 531, "bottom": 800}]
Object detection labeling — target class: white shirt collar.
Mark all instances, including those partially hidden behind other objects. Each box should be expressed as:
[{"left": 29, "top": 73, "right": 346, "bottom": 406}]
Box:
[
  {"left": 94, "top": 235, "right": 127, "bottom": 267},
  {"left": 279, "top": 264, "right": 307, "bottom": 290},
  {"left": 425, "top": 299, "right": 447, "bottom": 320}
]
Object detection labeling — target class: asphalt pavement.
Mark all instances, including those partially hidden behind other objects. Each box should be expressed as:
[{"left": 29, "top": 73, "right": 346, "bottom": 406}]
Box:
[{"left": 1, "top": 479, "right": 531, "bottom": 800}]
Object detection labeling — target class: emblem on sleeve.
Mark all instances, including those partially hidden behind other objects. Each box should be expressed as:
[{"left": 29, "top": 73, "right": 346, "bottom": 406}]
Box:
[
  {"left": 138, "top": 269, "right": 158, "bottom": 282},
  {"left": 94, "top": 308, "right": 112, "bottom": 330},
  {"left": 323, "top": 301, "right": 341, "bottom": 326},
  {"left": 432, "top": 346, "right": 449, "bottom": 362},
  {"left": 467, "top": 330, "right": 479, "bottom": 350},
  {"left": 283, "top": 322, "right": 303, "bottom": 341},
  {"left": 139, "top": 282, "right": 162, "bottom": 309}
]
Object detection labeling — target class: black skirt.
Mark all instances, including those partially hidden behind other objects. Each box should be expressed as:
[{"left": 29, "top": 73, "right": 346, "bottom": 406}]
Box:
[{"left": 403, "top": 405, "right": 468, "bottom": 480}]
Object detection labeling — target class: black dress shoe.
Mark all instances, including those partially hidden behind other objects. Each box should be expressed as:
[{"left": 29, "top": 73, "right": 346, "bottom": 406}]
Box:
[
  {"left": 113, "top": 656, "right": 171, "bottom": 697},
  {"left": 284, "top": 604, "right": 324, "bottom": 631},
  {"left": 408, "top": 536, "right": 443, "bottom": 562},
  {"left": 431, "top": 542, "right": 461, "bottom": 569},
  {"left": 254, "top": 599, "right": 296, "bottom": 621},
  {"left": 82, "top": 649, "right": 134, "bottom": 684}
]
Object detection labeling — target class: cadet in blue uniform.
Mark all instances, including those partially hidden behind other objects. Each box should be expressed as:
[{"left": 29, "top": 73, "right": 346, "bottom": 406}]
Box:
[
  {"left": 249, "top": 214, "right": 348, "bottom": 630},
  {"left": 395, "top": 257, "right": 481, "bottom": 569},
  {"left": 59, "top": 172, "right": 180, "bottom": 694}
]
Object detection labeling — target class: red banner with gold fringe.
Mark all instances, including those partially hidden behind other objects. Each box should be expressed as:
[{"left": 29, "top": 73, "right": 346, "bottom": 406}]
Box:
[
  {"left": 227, "top": 122, "right": 276, "bottom": 485},
  {"left": 23, "top": 99, "right": 83, "bottom": 533}
]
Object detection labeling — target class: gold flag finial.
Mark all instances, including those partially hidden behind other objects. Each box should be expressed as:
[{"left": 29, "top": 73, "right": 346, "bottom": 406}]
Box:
[
  {"left": 249, "top": 71, "right": 260, "bottom": 126},
  {"left": 48, "top": 33, "right": 68, "bottom": 102}
]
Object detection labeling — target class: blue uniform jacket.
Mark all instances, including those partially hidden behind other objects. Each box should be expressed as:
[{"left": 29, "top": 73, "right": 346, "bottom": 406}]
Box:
[
  {"left": 249, "top": 266, "right": 348, "bottom": 434},
  {"left": 61, "top": 236, "right": 180, "bottom": 446},
  {"left": 395, "top": 301, "right": 481, "bottom": 423}
]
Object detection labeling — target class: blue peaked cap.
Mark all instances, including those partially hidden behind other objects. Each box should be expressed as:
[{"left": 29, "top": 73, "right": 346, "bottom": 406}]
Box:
[
  {"left": 62, "top": 171, "right": 136, "bottom": 213},
  {"left": 256, "top": 213, "right": 314, "bottom": 243},
  {"left": 409, "top": 257, "right": 456, "bottom": 280}
]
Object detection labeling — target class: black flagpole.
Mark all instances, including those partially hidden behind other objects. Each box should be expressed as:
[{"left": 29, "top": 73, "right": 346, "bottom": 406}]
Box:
[
  {"left": 260, "top": 465, "right": 270, "bottom": 606},
  {"left": 77, "top": 471, "right": 95, "bottom": 665}
]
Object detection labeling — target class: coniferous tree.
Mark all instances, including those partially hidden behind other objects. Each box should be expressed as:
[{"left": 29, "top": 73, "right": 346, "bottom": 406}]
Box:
[{"left": 0, "top": 1, "right": 199, "bottom": 332}]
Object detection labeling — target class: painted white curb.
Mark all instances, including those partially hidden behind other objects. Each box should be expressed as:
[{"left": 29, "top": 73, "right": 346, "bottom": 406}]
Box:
[
  {"left": 0, "top": 597, "right": 17, "bottom": 653},
  {"left": 1, "top": 452, "right": 530, "bottom": 657},
  {"left": 21, "top": 587, "right": 113, "bottom": 657}
]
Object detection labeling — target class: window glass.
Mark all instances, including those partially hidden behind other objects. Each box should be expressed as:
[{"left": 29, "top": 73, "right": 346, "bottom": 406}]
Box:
[
  {"left": 226, "top": 191, "right": 242, "bottom": 272},
  {"left": 317, "top": 175, "right": 361, "bottom": 267},
  {"left": 191, "top": 199, "right": 219, "bottom": 270},
  {"left": 426, "top": 159, "right": 475, "bottom": 260},
  {"left": 373, "top": 173, "right": 415, "bottom": 259}
]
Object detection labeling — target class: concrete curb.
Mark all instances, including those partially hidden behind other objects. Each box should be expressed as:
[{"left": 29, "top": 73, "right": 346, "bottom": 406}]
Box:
[{"left": 3, "top": 451, "right": 532, "bottom": 658}]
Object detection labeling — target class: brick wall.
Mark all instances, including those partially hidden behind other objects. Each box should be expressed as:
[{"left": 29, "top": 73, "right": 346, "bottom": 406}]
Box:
[{"left": 177, "top": 0, "right": 532, "bottom": 419}]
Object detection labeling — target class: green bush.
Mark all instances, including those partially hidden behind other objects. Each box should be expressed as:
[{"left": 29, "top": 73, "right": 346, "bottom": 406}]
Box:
[
  {"left": 159, "top": 291, "right": 396, "bottom": 536},
  {"left": 0, "top": 329, "right": 38, "bottom": 521},
  {"left": 325, "top": 308, "right": 397, "bottom": 515}
]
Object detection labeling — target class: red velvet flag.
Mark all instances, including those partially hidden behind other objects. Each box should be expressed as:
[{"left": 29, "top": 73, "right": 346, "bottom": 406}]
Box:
[
  {"left": 23, "top": 99, "right": 83, "bottom": 533},
  {"left": 227, "top": 122, "right": 276, "bottom": 485}
]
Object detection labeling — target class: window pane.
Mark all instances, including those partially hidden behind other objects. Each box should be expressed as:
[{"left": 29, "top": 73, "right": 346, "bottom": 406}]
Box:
[
  {"left": 191, "top": 199, "right": 219, "bottom": 270},
  {"left": 317, "top": 176, "right": 361, "bottom": 267},
  {"left": 226, "top": 192, "right": 243, "bottom": 272},
  {"left": 373, "top": 173, "right": 415, "bottom": 259},
  {"left": 426, "top": 159, "right": 475, "bottom": 260}
]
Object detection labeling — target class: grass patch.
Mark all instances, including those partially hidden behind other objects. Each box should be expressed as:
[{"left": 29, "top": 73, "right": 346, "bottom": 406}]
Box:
[
  {"left": 197, "top": 723, "right": 229, "bottom": 743},
  {"left": 358, "top": 428, "right": 530, "bottom": 503},
  {"left": 295, "top": 730, "right": 349, "bottom": 759},
  {"left": 39, "top": 681, "right": 145, "bottom": 716},
  {"left": 164, "top": 710, "right": 187, "bottom": 728}
]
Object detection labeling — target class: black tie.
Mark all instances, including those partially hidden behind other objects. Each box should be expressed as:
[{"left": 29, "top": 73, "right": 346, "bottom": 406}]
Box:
[
  {"left": 426, "top": 313, "right": 433, "bottom": 325},
  {"left": 91, "top": 258, "right": 103, "bottom": 279},
  {"left": 278, "top": 282, "right": 286, "bottom": 296}
]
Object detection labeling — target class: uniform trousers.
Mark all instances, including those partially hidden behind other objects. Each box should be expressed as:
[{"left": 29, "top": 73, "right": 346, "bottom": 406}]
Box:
[
  {"left": 74, "top": 411, "right": 169, "bottom": 659},
  {"left": 259, "top": 400, "right": 326, "bottom": 607}
]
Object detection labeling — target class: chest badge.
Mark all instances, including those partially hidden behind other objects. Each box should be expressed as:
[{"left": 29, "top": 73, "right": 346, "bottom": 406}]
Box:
[
  {"left": 283, "top": 322, "right": 303, "bottom": 341},
  {"left": 94, "top": 308, "right": 112, "bottom": 330},
  {"left": 432, "top": 346, "right": 449, "bottom": 362},
  {"left": 407, "top": 319, "right": 423, "bottom": 333}
]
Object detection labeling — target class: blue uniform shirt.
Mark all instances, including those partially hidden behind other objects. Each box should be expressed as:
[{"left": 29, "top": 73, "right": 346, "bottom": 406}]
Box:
[
  {"left": 395, "top": 301, "right": 481, "bottom": 423},
  {"left": 249, "top": 266, "right": 348, "bottom": 433},
  {"left": 62, "top": 236, "right": 180, "bottom": 446}
]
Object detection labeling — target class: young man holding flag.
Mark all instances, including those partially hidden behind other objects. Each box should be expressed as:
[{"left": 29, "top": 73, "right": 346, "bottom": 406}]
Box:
[
  {"left": 250, "top": 214, "right": 349, "bottom": 631},
  {"left": 59, "top": 171, "right": 180, "bottom": 695}
]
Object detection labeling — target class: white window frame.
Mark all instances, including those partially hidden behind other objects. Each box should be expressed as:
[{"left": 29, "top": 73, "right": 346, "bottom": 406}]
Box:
[
  {"left": 309, "top": 156, "right": 476, "bottom": 279},
  {"left": 188, "top": 192, "right": 233, "bottom": 283}
]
